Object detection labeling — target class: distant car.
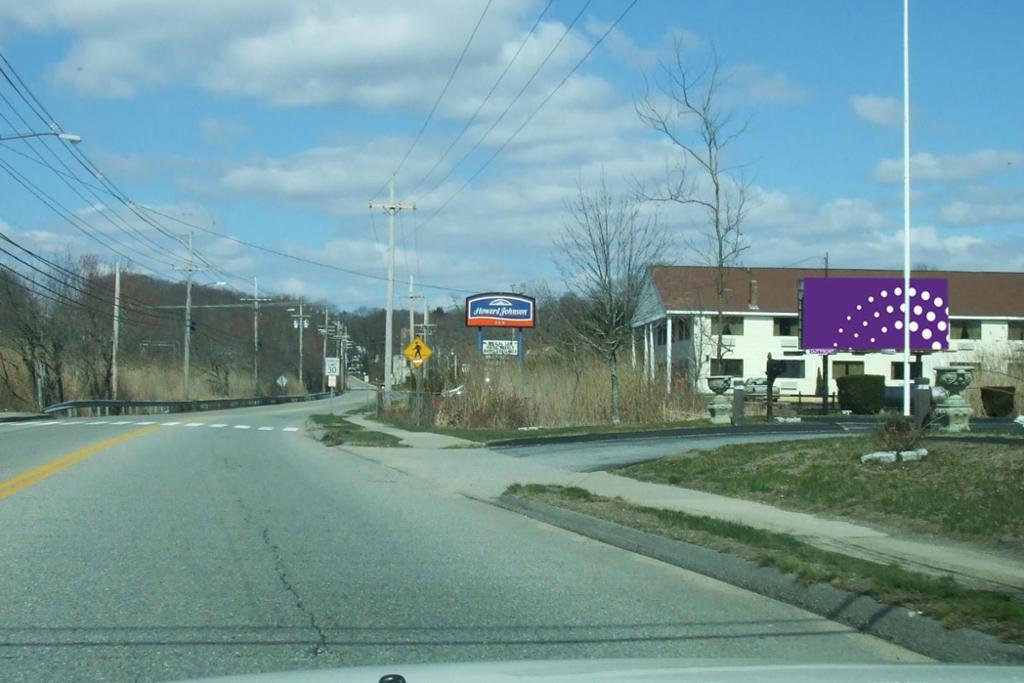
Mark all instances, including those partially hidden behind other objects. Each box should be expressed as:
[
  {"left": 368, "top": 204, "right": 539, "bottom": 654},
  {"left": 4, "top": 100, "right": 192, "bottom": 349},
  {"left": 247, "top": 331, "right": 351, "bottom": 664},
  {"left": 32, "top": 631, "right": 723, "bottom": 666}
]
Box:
[{"left": 741, "top": 377, "right": 780, "bottom": 399}]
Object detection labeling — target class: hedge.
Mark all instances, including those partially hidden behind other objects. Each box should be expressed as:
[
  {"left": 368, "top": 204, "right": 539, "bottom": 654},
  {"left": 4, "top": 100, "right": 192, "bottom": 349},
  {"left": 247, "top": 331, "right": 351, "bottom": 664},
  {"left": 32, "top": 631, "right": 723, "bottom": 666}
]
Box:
[
  {"left": 835, "top": 374, "right": 885, "bottom": 415},
  {"left": 980, "top": 386, "right": 1015, "bottom": 418}
]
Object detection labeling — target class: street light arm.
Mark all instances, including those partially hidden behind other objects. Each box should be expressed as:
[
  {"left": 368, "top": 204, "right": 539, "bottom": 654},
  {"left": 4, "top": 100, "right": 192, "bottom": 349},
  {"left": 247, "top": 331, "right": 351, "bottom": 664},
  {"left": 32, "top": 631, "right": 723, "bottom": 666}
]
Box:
[{"left": 0, "top": 131, "right": 82, "bottom": 144}]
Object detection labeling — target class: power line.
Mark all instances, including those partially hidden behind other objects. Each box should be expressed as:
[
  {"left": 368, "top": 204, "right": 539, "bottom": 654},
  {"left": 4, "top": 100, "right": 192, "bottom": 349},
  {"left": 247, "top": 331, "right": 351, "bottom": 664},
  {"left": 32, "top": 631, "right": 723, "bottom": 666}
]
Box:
[
  {"left": 407, "top": 0, "right": 555, "bottom": 198},
  {"left": 370, "top": 0, "right": 495, "bottom": 201},
  {"left": 140, "top": 204, "right": 475, "bottom": 294},
  {"left": 412, "top": 0, "right": 592, "bottom": 205},
  {"left": 0, "top": 52, "right": 244, "bottom": 285},
  {"left": 417, "top": 0, "right": 638, "bottom": 233}
]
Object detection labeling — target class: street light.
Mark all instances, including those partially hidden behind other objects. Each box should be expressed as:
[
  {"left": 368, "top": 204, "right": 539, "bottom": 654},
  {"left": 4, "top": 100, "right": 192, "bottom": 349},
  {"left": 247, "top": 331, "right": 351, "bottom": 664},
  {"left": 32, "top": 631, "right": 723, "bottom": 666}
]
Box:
[{"left": 0, "top": 131, "right": 82, "bottom": 144}]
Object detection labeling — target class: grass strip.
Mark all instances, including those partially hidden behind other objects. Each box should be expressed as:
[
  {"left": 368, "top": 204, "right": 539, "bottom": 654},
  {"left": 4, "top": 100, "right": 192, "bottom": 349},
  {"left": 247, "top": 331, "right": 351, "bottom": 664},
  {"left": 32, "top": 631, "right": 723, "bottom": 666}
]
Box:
[
  {"left": 615, "top": 436, "right": 1024, "bottom": 546},
  {"left": 307, "top": 414, "right": 404, "bottom": 447},
  {"left": 507, "top": 483, "right": 1024, "bottom": 644}
]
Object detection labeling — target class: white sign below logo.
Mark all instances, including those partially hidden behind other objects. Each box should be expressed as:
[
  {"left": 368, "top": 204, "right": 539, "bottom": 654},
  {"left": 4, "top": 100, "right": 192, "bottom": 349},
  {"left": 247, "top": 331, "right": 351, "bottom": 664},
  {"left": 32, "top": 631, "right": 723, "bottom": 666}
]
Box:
[
  {"left": 482, "top": 340, "right": 519, "bottom": 356},
  {"left": 325, "top": 356, "right": 341, "bottom": 376}
]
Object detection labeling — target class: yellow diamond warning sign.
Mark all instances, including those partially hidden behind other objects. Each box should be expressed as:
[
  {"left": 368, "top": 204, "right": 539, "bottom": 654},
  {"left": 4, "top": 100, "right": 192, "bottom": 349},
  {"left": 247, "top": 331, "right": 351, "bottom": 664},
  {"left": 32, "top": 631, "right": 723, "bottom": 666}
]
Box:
[{"left": 403, "top": 337, "right": 432, "bottom": 367}]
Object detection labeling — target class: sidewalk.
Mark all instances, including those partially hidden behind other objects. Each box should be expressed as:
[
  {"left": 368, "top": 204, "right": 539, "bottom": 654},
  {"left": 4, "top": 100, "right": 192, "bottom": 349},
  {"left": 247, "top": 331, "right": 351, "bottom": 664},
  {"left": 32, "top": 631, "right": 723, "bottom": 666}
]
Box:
[{"left": 342, "top": 417, "right": 1024, "bottom": 594}]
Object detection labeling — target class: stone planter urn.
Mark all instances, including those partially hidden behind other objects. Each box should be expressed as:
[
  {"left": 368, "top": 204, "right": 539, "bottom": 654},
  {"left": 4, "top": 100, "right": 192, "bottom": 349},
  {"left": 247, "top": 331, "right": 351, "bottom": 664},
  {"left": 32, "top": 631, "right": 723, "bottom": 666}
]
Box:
[
  {"left": 707, "top": 375, "right": 733, "bottom": 425},
  {"left": 934, "top": 366, "right": 973, "bottom": 432}
]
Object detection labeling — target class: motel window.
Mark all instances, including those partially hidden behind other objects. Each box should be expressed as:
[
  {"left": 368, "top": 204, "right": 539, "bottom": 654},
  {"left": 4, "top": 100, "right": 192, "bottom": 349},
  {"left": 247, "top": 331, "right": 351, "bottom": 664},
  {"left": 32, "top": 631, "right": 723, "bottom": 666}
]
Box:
[
  {"left": 711, "top": 316, "right": 744, "bottom": 336},
  {"left": 890, "top": 361, "right": 923, "bottom": 381},
  {"left": 1009, "top": 322, "right": 1024, "bottom": 341},
  {"left": 656, "top": 324, "right": 667, "bottom": 345},
  {"left": 675, "top": 320, "right": 691, "bottom": 341},
  {"left": 832, "top": 361, "right": 864, "bottom": 378},
  {"left": 776, "top": 360, "right": 805, "bottom": 379},
  {"left": 773, "top": 317, "right": 800, "bottom": 337},
  {"left": 710, "top": 358, "right": 744, "bottom": 377},
  {"left": 949, "top": 320, "right": 981, "bottom": 340}
]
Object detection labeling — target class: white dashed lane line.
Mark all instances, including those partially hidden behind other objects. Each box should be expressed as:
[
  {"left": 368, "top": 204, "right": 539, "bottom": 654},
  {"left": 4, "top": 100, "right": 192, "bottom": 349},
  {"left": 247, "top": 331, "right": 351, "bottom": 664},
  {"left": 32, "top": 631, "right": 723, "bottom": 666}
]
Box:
[{"left": 1, "top": 419, "right": 302, "bottom": 433}]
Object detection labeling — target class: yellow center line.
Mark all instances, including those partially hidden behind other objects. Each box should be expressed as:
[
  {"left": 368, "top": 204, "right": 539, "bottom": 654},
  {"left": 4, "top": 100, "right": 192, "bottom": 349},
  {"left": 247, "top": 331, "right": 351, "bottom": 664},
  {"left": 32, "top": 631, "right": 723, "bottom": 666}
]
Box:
[{"left": 0, "top": 424, "right": 161, "bottom": 500}]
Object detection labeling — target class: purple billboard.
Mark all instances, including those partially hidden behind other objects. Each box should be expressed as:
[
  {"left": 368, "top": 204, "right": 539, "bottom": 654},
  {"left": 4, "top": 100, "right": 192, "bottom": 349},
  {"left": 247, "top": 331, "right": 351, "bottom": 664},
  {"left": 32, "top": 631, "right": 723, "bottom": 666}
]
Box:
[{"left": 801, "top": 278, "right": 949, "bottom": 352}]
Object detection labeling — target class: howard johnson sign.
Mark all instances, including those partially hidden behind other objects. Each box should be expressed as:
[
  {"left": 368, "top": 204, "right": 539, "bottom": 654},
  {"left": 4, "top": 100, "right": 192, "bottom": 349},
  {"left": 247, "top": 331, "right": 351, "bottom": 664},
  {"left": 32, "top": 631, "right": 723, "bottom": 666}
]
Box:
[{"left": 465, "top": 293, "right": 536, "bottom": 328}]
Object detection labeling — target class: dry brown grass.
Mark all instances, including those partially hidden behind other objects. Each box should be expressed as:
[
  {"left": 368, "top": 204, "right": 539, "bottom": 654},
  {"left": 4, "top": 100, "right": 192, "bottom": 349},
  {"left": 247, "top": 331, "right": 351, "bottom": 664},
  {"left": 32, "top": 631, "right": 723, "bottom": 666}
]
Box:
[{"left": 435, "top": 358, "right": 706, "bottom": 429}]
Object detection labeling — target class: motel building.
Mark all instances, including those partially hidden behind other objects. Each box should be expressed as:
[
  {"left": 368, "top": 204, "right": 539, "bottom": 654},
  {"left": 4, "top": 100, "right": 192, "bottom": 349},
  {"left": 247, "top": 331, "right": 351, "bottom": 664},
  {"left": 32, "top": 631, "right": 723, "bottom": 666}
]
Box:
[{"left": 631, "top": 266, "right": 1024, "bottom": 396}]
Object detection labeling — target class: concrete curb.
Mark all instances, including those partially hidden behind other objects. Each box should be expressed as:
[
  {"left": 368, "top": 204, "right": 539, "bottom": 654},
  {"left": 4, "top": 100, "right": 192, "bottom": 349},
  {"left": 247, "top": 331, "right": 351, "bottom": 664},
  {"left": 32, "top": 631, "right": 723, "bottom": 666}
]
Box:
[
  {"left": 490, "top": 422, "right": 859, "bottom": 448},
  {"left": 0, "top": 413, "right": 52, "bottom": 424},
  {"left": 495, "top": 493, "right": 1024, "bottom": 665}
]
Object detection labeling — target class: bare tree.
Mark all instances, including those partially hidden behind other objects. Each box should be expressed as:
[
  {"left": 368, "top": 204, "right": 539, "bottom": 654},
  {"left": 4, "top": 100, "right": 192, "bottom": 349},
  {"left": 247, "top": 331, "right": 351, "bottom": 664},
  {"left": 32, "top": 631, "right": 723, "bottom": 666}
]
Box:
[
  {"left": 635, "top": 42, "right": 750, "bottom": 373},
  {"left": 556, "top": 174, "right": 668, "bottom": 424}
]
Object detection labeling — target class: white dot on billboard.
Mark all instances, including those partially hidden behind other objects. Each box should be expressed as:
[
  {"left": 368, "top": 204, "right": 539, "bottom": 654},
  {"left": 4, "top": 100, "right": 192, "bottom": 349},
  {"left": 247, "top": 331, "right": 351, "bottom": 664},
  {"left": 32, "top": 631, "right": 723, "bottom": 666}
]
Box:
[
  {"left": 914, "top": 305, "right": 923, "bottom": 315},
  {"left": 922, "top": 328, "right": 932, "bottom": 340},
  {"left": 868, "top": 296, "right": 875, "bottom": 303},
  {"left": 926, "top": 311, "right": 935, "bottom": 322},
  {"left": 846, "top": 315, "right": 852, "bottom": 321},
  {"left": 909, "top": 321, "right": 919, "bottom": 332},
  {"left": 895, "top": 287, "right": 902, "bottom": 296},
  {"left": 862, "top": 320, "right": 868, "bottom": 327},
  {"left": 886, "top": 305, "right": 894, "bottom": 314},
  {"left": 881, "top": 326, "right": 888, "bottom": 333},
  {"left": 938, "top": 321, "right": 947, "bottom": 331},
  {"left": 838, "top": 327, "right": 844, "bottom": 333},
  {"left": 870, "top": 338, "right": 875, "bottom": 343},
  {"left": 932, "top": 341, "right": 942, "bottom": 350},
  {"left": 854, "top": 333, "right": 859, "bottom": 338},
  {"left": 934, "top": 297, "right": 944, "bottom": 307},
  {"left": 874, "top": 312, "right": 880, "bottom": 318},
  {"left": 921, "top": 290, "right": 931, "bottom": 301},
  {"left": 881, "top": 290, "right": 889, "bottom": 298},
  {"left": 856, "top": 305, "right": 862, "bottom": 311},
  {"left": 895, "top": 321, "right": 903, "bottom": 330},
  {"left": 909, "top": 287, "right": 917, "bottom": 297}
]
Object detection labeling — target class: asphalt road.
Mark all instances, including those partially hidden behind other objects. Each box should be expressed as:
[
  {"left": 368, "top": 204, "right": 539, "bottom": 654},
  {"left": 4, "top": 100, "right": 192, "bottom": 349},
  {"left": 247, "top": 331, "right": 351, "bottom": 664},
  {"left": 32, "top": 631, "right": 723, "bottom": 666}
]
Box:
[{"left": 1, "top": 393, "right": 925, "bottom": 682}]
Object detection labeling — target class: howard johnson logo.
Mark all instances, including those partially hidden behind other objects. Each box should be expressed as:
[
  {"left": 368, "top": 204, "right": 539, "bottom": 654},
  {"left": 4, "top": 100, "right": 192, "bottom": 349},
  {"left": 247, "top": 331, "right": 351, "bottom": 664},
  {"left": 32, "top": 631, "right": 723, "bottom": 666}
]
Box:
[{"left": 465, "top": 293, "right": 536, "bottom": 328}]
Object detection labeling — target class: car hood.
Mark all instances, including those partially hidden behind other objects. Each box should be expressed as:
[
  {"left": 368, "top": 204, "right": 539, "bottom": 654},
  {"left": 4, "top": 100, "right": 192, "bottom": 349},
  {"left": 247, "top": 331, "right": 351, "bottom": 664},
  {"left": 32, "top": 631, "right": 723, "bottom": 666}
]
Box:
[{"left": 176, "top": 659, "right": 1024, "bottom": 683}]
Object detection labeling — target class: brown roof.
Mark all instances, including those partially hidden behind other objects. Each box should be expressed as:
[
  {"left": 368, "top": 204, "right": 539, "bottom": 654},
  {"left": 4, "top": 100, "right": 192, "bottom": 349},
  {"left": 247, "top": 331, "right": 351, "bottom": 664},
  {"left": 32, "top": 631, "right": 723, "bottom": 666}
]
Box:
[{"left": 648, "top": 266, "right": 1024, "bottom": 317}]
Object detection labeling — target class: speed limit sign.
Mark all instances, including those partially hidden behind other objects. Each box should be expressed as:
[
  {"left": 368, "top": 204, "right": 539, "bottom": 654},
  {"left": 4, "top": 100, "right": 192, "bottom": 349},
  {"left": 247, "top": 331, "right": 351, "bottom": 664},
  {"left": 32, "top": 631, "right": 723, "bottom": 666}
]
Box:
[{"left": 324, "top": 357, "right": 341, "bottom": 376}]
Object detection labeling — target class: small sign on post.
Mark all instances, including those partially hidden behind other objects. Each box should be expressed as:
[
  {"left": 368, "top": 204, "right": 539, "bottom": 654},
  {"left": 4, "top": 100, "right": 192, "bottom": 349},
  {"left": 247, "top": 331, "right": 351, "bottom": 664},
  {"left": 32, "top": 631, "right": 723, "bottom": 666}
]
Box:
[
  {"left": 403, "top": 337, "right": 432, "bottom": 367},
  {"left": 482, "top": 339, "right": 519, "bottom": 356},
  {"left": 325, "top": 356, "right": 341, "bottom": 376}
]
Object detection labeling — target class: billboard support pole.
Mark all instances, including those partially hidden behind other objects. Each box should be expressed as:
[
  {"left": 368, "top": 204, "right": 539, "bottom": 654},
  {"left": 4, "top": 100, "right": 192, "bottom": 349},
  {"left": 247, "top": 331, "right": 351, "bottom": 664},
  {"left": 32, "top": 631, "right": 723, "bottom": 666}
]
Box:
[
  {"left": 902, "top": 0, "right": 912, "bottom": 417},
  {"left": 477, "top": 328, "right": 483, "bottom": 357},
  {"left": 517, "top": 328, "right": 525, "bottom": 367}
]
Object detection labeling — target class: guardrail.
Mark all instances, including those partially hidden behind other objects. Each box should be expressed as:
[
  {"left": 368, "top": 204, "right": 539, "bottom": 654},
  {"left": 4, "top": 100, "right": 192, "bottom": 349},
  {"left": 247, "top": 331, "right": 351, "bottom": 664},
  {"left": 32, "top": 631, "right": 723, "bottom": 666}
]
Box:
[{"left": 43, "top": 391, "right": 336, "bottom": 418}]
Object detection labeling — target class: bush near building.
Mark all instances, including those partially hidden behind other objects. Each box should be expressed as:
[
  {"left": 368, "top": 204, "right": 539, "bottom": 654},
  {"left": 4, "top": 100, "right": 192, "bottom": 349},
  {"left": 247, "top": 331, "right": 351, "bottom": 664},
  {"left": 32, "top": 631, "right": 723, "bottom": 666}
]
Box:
[{"left": 836, "top": 374, "right": 885, "bottom": 415}]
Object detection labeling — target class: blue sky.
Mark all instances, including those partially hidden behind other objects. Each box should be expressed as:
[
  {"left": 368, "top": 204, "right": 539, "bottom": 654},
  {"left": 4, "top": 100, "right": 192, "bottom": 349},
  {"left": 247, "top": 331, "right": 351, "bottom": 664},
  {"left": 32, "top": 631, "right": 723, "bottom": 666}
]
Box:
[{"left": 0, "top": 0, "right": 1021, "bottom": 309}]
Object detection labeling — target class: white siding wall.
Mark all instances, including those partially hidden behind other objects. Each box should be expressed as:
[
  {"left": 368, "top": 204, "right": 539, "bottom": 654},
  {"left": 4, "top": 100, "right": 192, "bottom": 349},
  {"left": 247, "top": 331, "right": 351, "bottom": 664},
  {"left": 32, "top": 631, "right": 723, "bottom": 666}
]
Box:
[{"left": 648, "top": 313, "right": 1021, "bottom": 395}]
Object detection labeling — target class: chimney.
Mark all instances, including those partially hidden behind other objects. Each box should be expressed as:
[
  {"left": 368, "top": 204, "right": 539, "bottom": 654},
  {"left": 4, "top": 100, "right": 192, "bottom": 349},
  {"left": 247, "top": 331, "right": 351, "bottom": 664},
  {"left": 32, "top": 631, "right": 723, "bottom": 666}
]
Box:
[{"left": 748, "top": 279, "right": 760, "bottom": 310}]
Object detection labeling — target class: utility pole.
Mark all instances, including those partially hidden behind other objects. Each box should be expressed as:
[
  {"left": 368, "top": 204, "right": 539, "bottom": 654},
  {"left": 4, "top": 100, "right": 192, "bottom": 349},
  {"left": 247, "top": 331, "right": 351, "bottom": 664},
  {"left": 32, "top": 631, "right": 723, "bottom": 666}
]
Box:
[
  {"left": 320, "top": 308, "right": 330, "bottom": 393},
  {"left": 111, "top": 259, "right": 121, "bottom": 400},
  {"left": 289, "top": 302, "right": 310, "bottom": 394},
  {"left": 369, "top": 177, "right": 414, "bottom": 404},
  {"left": 241, "top": 277, "right": 270, "bottom": 395},
  {"left": 173, "top": 231, "right": 207, "bottom": 400},
  {"left": 409, "top": 274, "right": 415, "bottom": 347}
]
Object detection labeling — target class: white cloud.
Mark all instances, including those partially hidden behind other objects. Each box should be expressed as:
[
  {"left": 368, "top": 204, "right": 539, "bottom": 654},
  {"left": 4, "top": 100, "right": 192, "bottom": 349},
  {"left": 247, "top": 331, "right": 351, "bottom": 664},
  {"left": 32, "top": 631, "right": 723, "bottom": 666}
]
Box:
[
  {"left": 850, "top": 94, "right": 901, "bottom": 128},
  {"left": 725, "top": 64, "right": 810, "bottom": 105},
  {"left": 199, "top": 118, "right": 247, "bottom": 146},
  {"left": 937, "top": 200, "right": 1024, "bottom": 226},
  {"left": 2, "top": 0, "right": 594, "bottom": 115},
  {"left": 873, "top": 149, "right": 1024, "bottom": 184}
]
